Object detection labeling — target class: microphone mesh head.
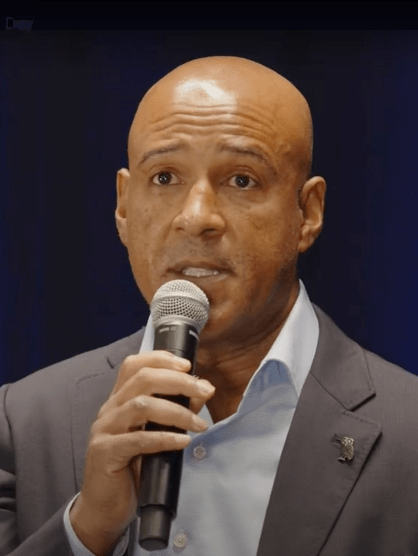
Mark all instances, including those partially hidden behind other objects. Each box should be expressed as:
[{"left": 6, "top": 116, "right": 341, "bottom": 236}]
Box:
[{"left": 150, "top": 279, "right": 210, "bottom": 332}]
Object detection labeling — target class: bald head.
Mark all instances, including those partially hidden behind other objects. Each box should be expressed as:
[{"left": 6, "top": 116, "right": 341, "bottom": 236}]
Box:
[{"left": 128, "top": 56, "right": 313, "bottom": 183}]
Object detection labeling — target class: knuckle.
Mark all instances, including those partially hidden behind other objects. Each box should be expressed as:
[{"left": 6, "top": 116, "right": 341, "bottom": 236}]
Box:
[
  {"left": 90, "top": 414, "right": 107, "bottom": 437},
  {"left": 124, "top": 354, "right": 137, "bottom": 366},
  {"left": 112, "top": 359, "right": 130, "bottom": 391},
  {"left": 97, "top": 399, "right": 110, "bottom": 419},
  {"left": 132, "top": 395, "right": 150, "bottom": 411},
  {"left": 120, "top": 354, "right": 137, "bottom": 376},
  {"left": 90, "top": 420, "right": 99, "bottom": 437},
  {"left": 136, "top": 367, "right": 153, "bottom": 389},
  {"left": 96, "top": 406, "right": 104, "bottom": 421},
  {"left": 88, "top": 434, "right": 107, "bottom": 456},
  {"left": 127, "top": 429, "right": 148, "bottom": 453}
]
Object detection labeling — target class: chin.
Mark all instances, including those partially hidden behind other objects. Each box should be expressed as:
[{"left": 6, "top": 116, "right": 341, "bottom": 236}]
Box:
[{"left": 198, "top": 306, "right": 247, "bottom": 344}]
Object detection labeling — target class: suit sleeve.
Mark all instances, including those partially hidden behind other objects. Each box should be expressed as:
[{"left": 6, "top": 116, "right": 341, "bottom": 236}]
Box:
[{"left": 0, "top": 384, "right": 74, "bottom": 556}]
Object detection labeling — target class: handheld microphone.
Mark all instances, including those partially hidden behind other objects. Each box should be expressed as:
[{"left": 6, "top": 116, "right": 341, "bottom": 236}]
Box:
[{"left": 137, "top": 279, "right": 210, "bottom": 551}]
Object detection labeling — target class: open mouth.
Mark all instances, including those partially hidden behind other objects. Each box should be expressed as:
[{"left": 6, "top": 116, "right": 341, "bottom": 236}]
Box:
[
  {"left": 181, "top": 267, "right": 221, "bottom": 278},
  {"left": 170, "top": 259, "right": 230, "bottom": 279}
]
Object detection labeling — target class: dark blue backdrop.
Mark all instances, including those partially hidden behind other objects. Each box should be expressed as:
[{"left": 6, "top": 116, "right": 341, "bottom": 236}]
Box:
[{"left": 1, "top": 29, "right": 417, "bottom": 385}]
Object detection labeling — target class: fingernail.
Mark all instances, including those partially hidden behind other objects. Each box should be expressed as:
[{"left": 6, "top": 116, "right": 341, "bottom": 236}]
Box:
[
  {"left": 172, "top": 357, "right": 190, "bottom": 369},
  {"left": 177, "top": 362, "right": 191, "bottom": 372},
  {"left": 175, "top": 434, "right": 191, "bottom": 445},
  {"left": 193, "top": 415, "right": 208, "bottom": 431},
  {"left": 198, "top": 380, "right": 215, "bottom": 394}
]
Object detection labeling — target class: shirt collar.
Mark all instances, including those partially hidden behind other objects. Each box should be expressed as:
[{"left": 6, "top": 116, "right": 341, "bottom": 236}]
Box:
[
  {"left": 139, "top": 279, "right": 318, "bottom": 398},
  {"left": 254, "top": 279, "right": 319, "bottom": 397}
]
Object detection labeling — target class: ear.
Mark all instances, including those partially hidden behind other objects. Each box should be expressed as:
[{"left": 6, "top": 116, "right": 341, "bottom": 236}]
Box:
[
  {"left": 298, "top": 176, "right": 326, "bottom": 253},
  {"left": 115, "top": 168, "right": 131, "bottom": 246}
]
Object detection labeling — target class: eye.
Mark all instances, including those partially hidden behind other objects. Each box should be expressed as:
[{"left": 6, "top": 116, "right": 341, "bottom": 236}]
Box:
[
  {"left": 151, "top": 172, "right": 180, "bottom": 185},
  {"left": 227, "top": 174, "right": 257, "bottom": 189}
]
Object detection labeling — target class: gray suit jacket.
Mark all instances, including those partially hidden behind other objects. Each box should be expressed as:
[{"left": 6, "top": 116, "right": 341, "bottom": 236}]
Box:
[{"left": 1, "top": 305, "right": 418, "bottom": 556}]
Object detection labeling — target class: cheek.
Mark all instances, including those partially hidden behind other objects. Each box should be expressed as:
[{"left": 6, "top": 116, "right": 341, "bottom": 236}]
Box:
[
  {"left": 125, "top": 201, "right": 164, "bottom": 300},
  {"left": 126, "top": 194, "right": 163, "bottom": 251},
  {"left": 234, "top": 210, "right": 300, "bottom": 283}
]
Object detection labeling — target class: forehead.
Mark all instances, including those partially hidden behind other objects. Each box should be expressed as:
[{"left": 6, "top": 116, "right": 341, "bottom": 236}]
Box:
[
  {"left": 128, "top": 69, "right": 311, "bottom": 174},
  {"left": 132, "top": 89, "right": 289, "bottom": 163}
]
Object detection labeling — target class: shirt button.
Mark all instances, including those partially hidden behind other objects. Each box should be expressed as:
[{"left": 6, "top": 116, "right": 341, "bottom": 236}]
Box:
[
  {"left": 173, "top": 532, "right": 188, "bottom": 549},
  {"left": 192, "top": 444, "right": 207, "bottom": 460}
]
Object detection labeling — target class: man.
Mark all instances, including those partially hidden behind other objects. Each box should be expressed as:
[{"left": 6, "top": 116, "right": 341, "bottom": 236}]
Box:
[{"left": 1, "top": 56, "right": 418, "bottom": 556}]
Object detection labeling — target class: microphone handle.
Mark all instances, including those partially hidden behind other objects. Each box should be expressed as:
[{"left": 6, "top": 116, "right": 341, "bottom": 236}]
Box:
[{"left": 137, "top": 322, "right": 199, "bottom": 551}]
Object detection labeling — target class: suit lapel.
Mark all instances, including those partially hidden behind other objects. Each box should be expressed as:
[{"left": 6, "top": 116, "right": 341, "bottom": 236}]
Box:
[{"left": 257, "top": 306, "right": 382, "bottom": 556}]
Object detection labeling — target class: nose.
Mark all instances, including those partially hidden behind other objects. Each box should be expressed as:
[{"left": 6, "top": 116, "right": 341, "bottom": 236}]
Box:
[{"left": 172, "top": 179, "right": 226, "bottom": 238}]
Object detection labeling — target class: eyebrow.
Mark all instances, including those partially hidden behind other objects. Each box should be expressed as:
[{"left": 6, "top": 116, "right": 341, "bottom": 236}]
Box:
[
  {"left": 218, "top": 145, "right": 275, "bottom": 172},
  {"left": 139, "top": 144, "right": 187, "bottom": 166},
  {"left": 139, "top": 143, "right": 276, "bottom": 174}
]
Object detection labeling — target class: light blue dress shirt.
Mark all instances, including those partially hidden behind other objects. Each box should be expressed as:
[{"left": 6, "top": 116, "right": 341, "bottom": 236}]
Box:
[{"left": 64, "top": 279, "right": 319, "bottom": 556}]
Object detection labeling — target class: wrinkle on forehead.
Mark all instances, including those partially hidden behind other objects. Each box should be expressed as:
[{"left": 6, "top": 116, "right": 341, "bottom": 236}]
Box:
[
  {"left": 140, "top": 108, "right": 280, "bottom": 144},
  {"left": 145, "top": 101, "right": 278, "bottom": 140},
  {"left": 128, "top": 56, "right": 313, "bottom": 179}
]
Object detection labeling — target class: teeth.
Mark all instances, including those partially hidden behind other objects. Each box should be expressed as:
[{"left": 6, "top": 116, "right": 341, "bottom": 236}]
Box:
[{"left": 182, "top": 267, "right": 220, "bottom": 277}]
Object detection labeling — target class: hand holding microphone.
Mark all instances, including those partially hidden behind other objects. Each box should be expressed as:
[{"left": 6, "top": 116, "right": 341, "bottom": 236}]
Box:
[
  {"left": 69, "top": 280, "right": 213, "bottom": 556},
  {"left": 137, "top": 279, "right": 210, "bottom": 550}
]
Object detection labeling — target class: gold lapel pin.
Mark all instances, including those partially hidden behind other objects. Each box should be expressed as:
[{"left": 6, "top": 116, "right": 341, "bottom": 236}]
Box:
[{"left": 332, "top": 434, "right": 355, "bottom": 462}]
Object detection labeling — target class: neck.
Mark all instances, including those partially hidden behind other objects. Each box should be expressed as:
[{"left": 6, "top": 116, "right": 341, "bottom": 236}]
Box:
[{"left": 195, "top": 281, "right": 299, "bottom": 423}]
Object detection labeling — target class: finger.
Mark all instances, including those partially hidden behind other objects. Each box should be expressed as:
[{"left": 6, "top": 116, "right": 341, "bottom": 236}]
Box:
[
  {"left": 110, "top": 367, "right": 214, "bottom": 409},
  {"left": 91, "top": 431, "right": 192, "bottom": 474},
  {"left": 111, "top": 351, "right": 191, "bottom": 396},
  {"left": 189, "top": 392, "right": 215, "bottom": 415},
  {"left": 98, "top": 395, "right": 209, "bottom": 435},
  {"left": 189, "top": 374, "right": 216, "bottom": 414}
]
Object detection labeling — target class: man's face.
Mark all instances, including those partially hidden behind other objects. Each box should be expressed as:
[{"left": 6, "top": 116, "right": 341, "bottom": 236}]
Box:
[{"left": 117, "top": 75, "right": 313, "bottom": 344}]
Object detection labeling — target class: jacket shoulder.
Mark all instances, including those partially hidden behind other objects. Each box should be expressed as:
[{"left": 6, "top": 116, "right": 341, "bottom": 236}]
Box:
[
  {"left": 365, "top": 348, "right": 417, "bottom": 382},
  {"left": 311, "top": 303, "right": 418, "bottom": 412},
  {"left": 3, "top": 328, "right": 145, "bottom": 402},
  {"left": 363, "top": 348, "right": 418, "bottom": 418}
]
